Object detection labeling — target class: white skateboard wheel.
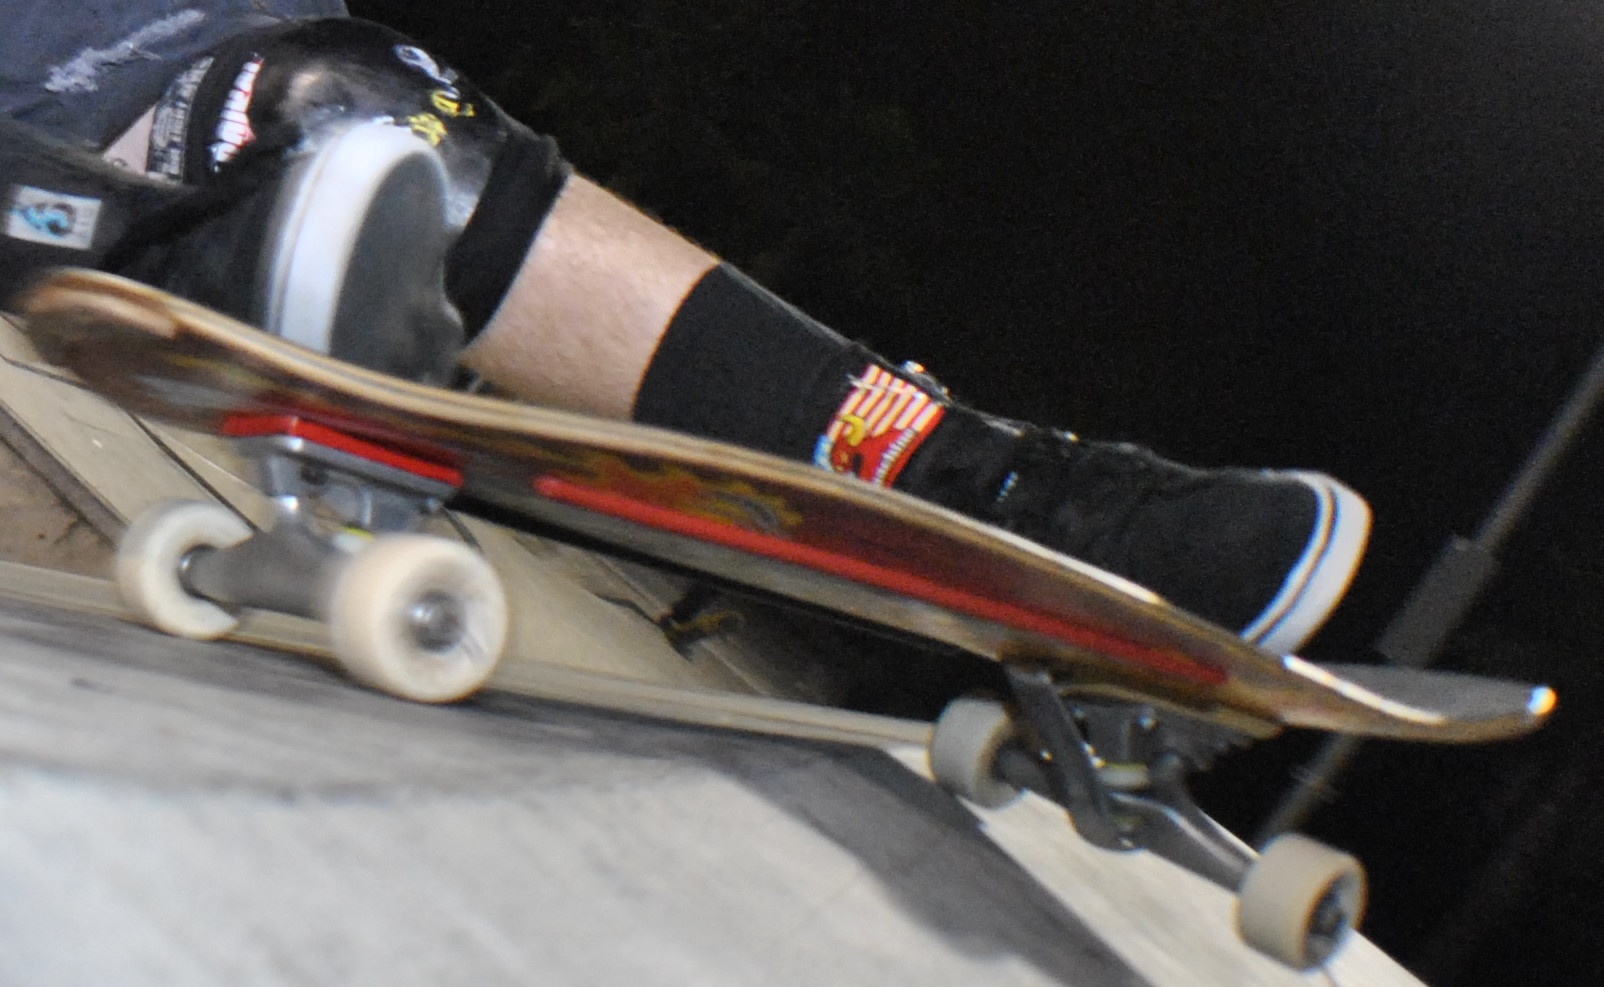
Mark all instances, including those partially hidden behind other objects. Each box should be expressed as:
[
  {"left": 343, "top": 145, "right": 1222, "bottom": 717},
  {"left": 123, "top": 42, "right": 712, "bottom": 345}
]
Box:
[
  {"left": 326, "top": 534, "right": 507, "bottom": 703},
  {"left": 929, "top": 696, "right": 1024, "bottom": 809},
  {"left": 1238, "top": 833, "right": 1367, "bottom": 969},
  {"left": 116, "top": 500, "right": 251, "bottom": 640}
]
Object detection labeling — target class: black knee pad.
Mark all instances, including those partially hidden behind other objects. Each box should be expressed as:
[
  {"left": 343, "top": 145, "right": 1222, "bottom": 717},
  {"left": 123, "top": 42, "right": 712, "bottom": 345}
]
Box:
[
  {"left": 149, "top": 17, "right": 570, "bottom": 336},
  {"left": 0, "top": 117, "right": 187, "bottom": 306}
]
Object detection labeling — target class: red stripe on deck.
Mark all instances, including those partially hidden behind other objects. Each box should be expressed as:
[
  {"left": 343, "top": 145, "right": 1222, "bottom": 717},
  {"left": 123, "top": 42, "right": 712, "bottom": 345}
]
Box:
[
  {"left": 223, "top": 414, "right": 463, "bottom": 487},
  {"left": 533, "top": 475, "right": 1225, "bottom": 686}
]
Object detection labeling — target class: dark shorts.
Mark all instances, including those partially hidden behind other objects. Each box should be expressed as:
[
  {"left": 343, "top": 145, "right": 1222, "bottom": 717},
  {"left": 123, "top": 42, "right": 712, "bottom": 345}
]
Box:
[{"left": 0, "top": 1, "right": 348, "bottom": 148}]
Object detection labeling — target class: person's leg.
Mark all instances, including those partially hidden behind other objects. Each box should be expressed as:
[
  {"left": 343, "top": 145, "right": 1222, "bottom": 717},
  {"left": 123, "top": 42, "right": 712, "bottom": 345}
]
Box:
[
  {"left": 466, "top": 180, "right": 1369, "bottom": 652},
  {"left": 15, "top": 16, "right": 1368, "bottom": 652},
  {"left": 460, "top": 176, "right": 716, "bottom": 419}
]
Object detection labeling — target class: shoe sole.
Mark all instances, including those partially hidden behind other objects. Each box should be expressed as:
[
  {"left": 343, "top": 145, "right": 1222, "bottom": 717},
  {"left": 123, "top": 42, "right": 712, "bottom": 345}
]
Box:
[
  {"left": 259, "top": 121, "right": 457, "bottom": 379},
  {"left": 1239, "top": 472, "right": 1372, "bottom": 655}
]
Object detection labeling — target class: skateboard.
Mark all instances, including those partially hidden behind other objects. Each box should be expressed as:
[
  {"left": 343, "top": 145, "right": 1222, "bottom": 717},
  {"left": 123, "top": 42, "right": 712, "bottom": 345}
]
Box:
[{"left": 20, "top": 268, "right": 1556, "bottom": 970}]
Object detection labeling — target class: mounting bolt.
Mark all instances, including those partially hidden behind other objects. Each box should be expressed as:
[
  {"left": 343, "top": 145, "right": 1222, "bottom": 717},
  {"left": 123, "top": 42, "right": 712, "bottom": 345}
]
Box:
[{"left": 407, "top": 591, "right": 465, "bottom": 652}]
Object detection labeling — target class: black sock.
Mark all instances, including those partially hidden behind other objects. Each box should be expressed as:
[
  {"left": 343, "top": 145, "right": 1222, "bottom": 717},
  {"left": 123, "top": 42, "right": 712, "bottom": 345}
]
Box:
[
  {"left": 634, "top": 262, "right": 873, "bottom": 459},
  {"left": 633, "top": 262, "right": 1021, "bottom": 499}
]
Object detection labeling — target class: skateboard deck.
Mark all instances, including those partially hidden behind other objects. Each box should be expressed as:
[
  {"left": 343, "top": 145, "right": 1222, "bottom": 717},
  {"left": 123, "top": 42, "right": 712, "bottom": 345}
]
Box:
[
  {"left": 20, "top": 268, "right": 1560, "bottom": 970},
  {"left": 19, "top": 269, "right": 1553, "bottom": 743}
]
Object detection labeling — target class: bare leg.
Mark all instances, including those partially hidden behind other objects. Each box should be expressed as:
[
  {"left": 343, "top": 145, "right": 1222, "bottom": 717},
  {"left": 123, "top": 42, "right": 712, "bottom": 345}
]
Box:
[
  {"left": 461, "top": 176, "right": 716, "bottom": 419},
  {"left": 100, "top": 108, "right": 155, "bottom": 172}
]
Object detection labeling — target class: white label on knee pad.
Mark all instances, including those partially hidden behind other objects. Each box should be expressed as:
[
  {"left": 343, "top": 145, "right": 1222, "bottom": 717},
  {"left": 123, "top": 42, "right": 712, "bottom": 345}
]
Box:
[{"left": 6, "top": 186, "right": 102, "bottom": 250}]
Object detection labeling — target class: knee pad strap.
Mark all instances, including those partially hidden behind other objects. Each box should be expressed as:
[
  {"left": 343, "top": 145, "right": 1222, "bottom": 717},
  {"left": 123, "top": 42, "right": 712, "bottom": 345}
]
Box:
[{"left": 446, "top": 119, "right": 568, "bottom": 334}]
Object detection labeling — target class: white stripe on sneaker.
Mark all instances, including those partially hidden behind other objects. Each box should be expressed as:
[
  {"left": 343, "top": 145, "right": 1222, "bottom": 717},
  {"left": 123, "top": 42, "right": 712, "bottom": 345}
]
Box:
[{"left": 1240, "top": 472, "right": 1371, "bottom": 655}]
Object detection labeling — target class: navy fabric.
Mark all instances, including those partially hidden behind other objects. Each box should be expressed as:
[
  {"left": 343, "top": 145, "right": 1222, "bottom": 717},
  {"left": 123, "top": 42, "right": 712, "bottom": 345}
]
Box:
[{"left": 0, "top": 1, "right": 347, "bottom": 148}]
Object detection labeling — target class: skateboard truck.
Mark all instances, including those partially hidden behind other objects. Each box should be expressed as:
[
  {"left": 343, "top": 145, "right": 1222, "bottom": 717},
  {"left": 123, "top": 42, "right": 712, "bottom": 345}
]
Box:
[
  {"left": 177, "top": 424, "right": 456, "bottom": 622},
  {"left": 655, "top": 583, "right": 745, "bottom": 653},
  {"left": 113, "top": 417, "right": 510, "bottom": 703},
  {"left": 930, "top": 667, "right": 1366, "bottom": 970},
  {"left": 999, "top": 668, "right": 1253, "bottom": 884}
]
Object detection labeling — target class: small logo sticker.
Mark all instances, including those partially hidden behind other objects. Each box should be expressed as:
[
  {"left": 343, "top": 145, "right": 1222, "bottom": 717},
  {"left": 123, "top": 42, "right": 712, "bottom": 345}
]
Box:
[
  {"left": 429, "top": 89, "right": 475, "bottom": 118},
  {"left": 150, "top": 56, "right": 213, "bottom": 180},
  {"left": 815, "top": 363, "right": 946, "bottom": 487},
  {"left": 6, "top": 186, "right": 102, "bottom": 250},
  {"left": 210, "top": 56, "right": 263, "bottom": 169},
  {"left": 394, "top": 45, "right": 459, "bottom": 88},
  {"left": 406, "top": 111, "right": 447, "bottom": 147}
]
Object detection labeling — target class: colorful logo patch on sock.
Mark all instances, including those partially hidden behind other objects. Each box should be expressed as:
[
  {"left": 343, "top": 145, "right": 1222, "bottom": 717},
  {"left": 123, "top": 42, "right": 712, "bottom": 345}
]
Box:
[{"left": 814, "top": 363, "right": 946, "bottom": 487}]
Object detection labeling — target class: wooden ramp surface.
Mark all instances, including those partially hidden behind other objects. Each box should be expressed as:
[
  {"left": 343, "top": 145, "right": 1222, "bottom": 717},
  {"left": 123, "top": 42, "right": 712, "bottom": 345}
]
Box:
[{"left": 0, "top": 584, "right": 1423, "bottom": 987}]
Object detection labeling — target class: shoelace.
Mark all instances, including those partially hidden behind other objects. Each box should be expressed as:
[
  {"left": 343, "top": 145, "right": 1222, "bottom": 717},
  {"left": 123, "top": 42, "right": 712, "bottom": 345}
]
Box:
[{"left": 989, "top": 431, "right": 1201, "bottom": 564}]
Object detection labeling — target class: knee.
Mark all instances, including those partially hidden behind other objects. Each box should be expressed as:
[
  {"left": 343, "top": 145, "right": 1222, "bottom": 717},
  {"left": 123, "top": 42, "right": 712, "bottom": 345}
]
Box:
[{"left": 152, "top": 17, "right": 570, "bottom": 335}]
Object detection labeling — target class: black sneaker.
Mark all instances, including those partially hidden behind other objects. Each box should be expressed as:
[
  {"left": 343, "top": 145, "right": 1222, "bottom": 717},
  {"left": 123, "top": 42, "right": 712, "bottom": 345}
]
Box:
[
  {"left": 897, "top": 405, "right": 1371, "bottom": 654},
  {"left": 114, "top": 119, "right": 464, "bottom": 384}
]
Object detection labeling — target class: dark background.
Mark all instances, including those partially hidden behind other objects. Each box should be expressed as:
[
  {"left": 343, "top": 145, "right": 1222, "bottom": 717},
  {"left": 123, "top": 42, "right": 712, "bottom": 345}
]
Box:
[{"left": 353, "top": 2, "right": 1603, "bottom": 982}]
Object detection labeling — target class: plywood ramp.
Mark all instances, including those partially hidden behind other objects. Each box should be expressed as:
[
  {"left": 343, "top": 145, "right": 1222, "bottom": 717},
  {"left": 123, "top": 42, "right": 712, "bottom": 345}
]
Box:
[{"left": 0, "top": 585, "right": 1423, "bottom": 987}]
